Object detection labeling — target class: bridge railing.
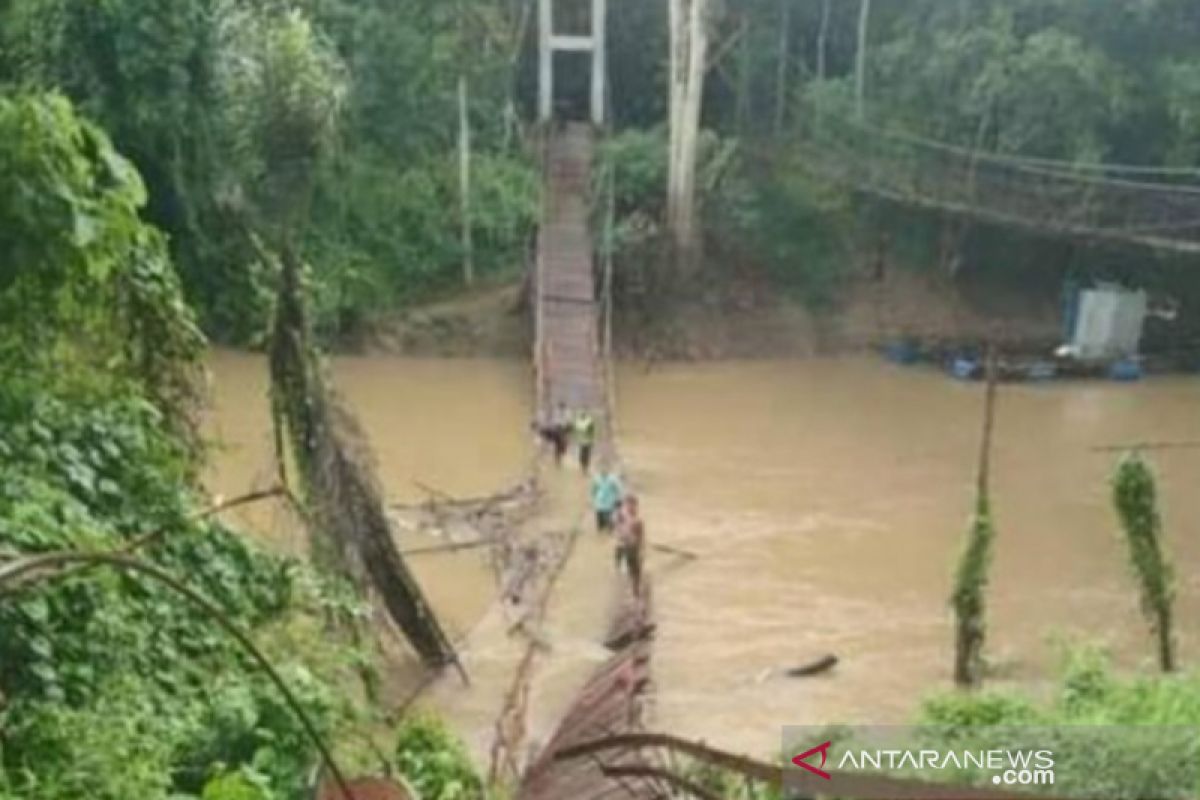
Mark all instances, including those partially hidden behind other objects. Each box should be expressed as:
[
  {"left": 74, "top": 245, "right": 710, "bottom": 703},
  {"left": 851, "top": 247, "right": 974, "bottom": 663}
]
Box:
[{"left": 793, "top": 111, "right": 1200, "bottom": 254}]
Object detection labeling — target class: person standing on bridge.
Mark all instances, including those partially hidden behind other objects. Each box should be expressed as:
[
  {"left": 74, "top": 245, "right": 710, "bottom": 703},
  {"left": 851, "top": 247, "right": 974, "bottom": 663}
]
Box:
[
  {"left": 615, "top": 494, "right": 645, "bottom": 595},
  {"left": 590, "top": 463, "right": 623, "bottom": 533},
  {"left": 574, "top": 409, "right": 596, "bottom": 473},
  {"left": 535, "top": 402, "right": 571, "bottom": 466}
]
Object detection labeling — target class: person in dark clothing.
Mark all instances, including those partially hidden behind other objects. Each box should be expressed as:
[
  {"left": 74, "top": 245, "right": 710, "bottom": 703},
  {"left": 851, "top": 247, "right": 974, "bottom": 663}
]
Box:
[
  {"left": 534, "top": 402, "right": 571, "bottom": 466},
  {"left": 615, "top": 494, "right": 645, "bottom": 595}
]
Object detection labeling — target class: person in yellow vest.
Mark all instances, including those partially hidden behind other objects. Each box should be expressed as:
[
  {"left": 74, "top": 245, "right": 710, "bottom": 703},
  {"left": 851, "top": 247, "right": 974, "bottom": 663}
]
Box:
[{"left": 574, "top": 409, "right": 596, "bottom": 473}]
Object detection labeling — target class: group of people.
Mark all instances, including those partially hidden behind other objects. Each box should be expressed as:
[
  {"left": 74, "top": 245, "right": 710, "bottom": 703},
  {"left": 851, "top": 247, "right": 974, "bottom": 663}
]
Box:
[
  {"left": 590, "top": 466, "right": 643, "bottom": 595},
  {"left": 533, "top": 402, "right": 644, "bottom": 595},
  {"left": 535, "top": 401, "right": 596, "bottom": 472}
]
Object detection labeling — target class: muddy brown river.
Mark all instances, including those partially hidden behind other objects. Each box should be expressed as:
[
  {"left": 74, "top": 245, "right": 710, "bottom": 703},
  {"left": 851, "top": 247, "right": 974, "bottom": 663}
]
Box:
[{"left": 204, "top": 350, "right": 1200, "bottom": 757}]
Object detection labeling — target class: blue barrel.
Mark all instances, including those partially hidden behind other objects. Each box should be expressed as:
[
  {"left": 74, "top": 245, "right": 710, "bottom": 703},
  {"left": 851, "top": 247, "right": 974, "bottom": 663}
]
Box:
[
  {"left": 884, "top": 340, "right": 919, "bottom": 365},
  {"left": 1108, "top": 358, "right": 1143, "bottom": 382},
  {"left": 950, "top": 357, "right": 979, "bottom": 380},
  {"left": 1026, "top": 361, "right": 1057, "bottom": 381}
]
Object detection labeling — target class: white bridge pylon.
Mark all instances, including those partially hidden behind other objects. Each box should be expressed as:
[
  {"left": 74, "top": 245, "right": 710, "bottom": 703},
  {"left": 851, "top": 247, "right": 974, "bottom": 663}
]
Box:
[{"left": 538, "top": 0, "right": 607, "bottom": 124}]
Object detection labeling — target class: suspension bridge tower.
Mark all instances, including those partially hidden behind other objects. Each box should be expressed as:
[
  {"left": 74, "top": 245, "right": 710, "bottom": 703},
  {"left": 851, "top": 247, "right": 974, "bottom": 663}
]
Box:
[{"left": 538, "top": 0, "right": 607, "bottom": 124}]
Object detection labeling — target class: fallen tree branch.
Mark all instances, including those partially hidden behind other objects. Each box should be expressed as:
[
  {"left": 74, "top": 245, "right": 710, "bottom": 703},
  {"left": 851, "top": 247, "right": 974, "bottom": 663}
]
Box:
[
  {"left": 400, "top": 538, "right": 492, "bottom": 557},
  {"left": 1092, "top": 440, "right": 1200, "bottom": 453},
  {"left": 122, "top": 485, "right": 290, "bottom": 553},
  {"left": 555, "top": 732, "right": 1068, "bottom": 800},
  {"left": 0, "top": 486, "right": 290, "bottom": 588},
  {"left": 649, "top": 543, "right": 698, "bottom": 560},
  {"left": 406, "top": 480, "right": 531, "bottom": 511}
]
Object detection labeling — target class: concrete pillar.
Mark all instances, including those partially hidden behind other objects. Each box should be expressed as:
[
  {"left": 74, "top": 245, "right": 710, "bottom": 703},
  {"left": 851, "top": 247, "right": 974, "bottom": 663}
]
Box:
[
  {"left": 539, "top": 0, "right": 607, "bottom": 124},
  {"left": 539, "top": 0, "right": 553, "bottom": 122},
  {"left": 591, "top": 0, "right": 607, "bottom": 124}
]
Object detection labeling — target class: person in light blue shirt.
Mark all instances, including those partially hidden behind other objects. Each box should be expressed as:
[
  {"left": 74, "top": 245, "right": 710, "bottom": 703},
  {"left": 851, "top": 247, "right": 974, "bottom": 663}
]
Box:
[{"left": 590, "top": 464, "right": 624, "bottom": 533}]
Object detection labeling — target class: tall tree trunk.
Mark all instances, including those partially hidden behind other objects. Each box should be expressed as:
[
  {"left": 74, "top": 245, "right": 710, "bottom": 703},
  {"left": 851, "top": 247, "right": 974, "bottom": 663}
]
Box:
[
  {"left": 855, "top": 0, "right": 871, "bottom": 119},
  {"left": 270, "top": 244, "right": 462, "bottom": 673},
  {"left": 458, "top": 73, "right": 474, "bottom": 286},
  {"left": 667, "top": 0, "right": 709, "bottom": 275},
  {"left": 773, "top": 0, "right": 790, "bottom": 135},
  {"left": 736, "top": 11, "right": 752, "bottom": 134},
  {"left": 817, "top": 0, "right": 830, "bottom": 81},
  {"left": 667, "top": 0, "right": 684, "bottom": 225}
]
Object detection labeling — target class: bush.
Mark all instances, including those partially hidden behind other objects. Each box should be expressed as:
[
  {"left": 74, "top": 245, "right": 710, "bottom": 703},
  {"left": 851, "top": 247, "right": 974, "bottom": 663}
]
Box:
[
  {"left": 394, "top": 714, "right": 484, "bottom": 800},
  {"left": 918, "top": 648, "right": 1200, "bottom": 798}
]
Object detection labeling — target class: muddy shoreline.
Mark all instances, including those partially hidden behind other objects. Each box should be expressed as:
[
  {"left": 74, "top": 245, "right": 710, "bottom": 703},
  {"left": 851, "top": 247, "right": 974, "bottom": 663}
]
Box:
[{"left": 356, "top": 267, "right": 1063, "bottom": 362}]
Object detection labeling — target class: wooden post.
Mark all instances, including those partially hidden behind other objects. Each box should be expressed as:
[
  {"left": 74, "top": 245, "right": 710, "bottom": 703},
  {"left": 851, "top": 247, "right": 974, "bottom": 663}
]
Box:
[
  {"left": 539, "top": 0, "right": 553, "bottom": 121},
  {"left": 591, "top": 0, "right": 607, "bottom": 125}
]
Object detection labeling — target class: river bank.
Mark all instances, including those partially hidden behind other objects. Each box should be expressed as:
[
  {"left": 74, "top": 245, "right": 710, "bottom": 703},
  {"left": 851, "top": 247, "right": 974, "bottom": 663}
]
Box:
[{"left": 359, "top": 266, "right": 1060, "bottom": 362}]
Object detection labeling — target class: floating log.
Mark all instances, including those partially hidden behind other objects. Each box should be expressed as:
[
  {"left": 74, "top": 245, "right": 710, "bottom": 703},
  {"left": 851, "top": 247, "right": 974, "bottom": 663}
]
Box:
[
  {"left": 1091, "top": 440, "right": 1200, "bottom": 453},
  {"left": 648, "top": 543, "right": 698, "bottom": 560},
  {"left": 400, "top": 539, "right": 492, "bottom": 557},
  {"left": 785, "top": 653, "right": 839, "bottom": 677}
]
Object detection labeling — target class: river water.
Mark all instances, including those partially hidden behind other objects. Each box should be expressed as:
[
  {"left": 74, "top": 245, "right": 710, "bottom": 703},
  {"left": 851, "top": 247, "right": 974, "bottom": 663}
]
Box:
[{"left": 204, "top": 350, "right": 1200, "bottom": 757}]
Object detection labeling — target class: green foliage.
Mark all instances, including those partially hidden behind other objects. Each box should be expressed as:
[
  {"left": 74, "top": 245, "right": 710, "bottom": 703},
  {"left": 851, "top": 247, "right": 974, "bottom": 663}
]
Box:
[
  {"left": 394, "top": 714, "right": 484, "bottom": 800},
  {"left": 202, "top": 772, "right": 270, "bottom": 800},
  {"left": 0, "top": 91, "right": 378, "bottom": 798},
  {"left": 1, "top": 0, "right": 533, "bottom": 343},
  {"left": 951, "top": 495, "right": 996, "bottom": 687},
  {"left": 0, "top": 92, "right": 204, "bottom": 441},
  {"left": 679, "top": 760, "right": 782, "bottom": 800},
  {"left": 216, "top": 4, "right": 347, "bottom": 237},
  {"left": 725, "top": 163, "right": 853, "bottom": 309},
  {"left": 1112, "top": 454, "right": 1176, "bottom": 671},
  {"left": 919, "top": 649, "right": 1200, "bottom": 799}
]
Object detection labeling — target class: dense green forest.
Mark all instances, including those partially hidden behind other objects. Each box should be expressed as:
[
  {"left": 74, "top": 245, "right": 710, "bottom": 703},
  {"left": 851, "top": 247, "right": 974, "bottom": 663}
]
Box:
[
  {"left": 4, "top": 1, "right": 1200, "bottom": 797},
  {"left": 5, "top": 0, "right": 1200, "bottom": 344}
]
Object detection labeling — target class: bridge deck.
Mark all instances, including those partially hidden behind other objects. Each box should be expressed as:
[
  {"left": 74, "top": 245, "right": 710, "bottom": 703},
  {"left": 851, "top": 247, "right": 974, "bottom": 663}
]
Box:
[
  {"left": 519, "top": 123, "right": 659, "bottom": 800},
  {"left": 536, "top": 123, "right": 605, "bottom": 421}
]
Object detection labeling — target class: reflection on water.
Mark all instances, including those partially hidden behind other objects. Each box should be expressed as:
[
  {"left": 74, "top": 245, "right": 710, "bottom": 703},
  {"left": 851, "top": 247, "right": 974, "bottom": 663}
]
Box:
[{"left": 205, "top": 351, "right": 1200, "bottom": 757}]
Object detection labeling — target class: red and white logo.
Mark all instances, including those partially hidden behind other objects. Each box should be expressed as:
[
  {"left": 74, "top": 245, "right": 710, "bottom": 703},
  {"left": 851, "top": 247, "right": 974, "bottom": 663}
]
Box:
[{"left": 792, "top": 740, "right": 833, "bottom": 780}]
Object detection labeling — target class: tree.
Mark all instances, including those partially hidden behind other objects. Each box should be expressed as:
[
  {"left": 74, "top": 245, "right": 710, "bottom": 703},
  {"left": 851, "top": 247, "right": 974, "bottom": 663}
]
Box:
[
  {"left": 1112, "top": 454, "right": 1176, "bottom": 673},
  {"left": 667, "top": 0, "right": 712, "bottom": 274},
  {"left": 0, "top": 92, "right": 203, "bottom": 444},
  {"left": 951, "top": 350, "right": 998, "bottom": 688},
  {"left": 854, "top": 0, "right": 871, "bottom": 118}
]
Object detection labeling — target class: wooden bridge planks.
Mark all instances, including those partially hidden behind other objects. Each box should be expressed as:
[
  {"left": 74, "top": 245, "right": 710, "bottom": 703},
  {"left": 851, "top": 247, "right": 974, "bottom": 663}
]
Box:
[
  {"left": 536, "top": 123, "right": 606, "bottom": 419},
  {"left": 517, "top": 589, "right": 657, "bottom": 800},
  {"left": 520, "top": 123, "right": 659, "bottom": 800}
]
